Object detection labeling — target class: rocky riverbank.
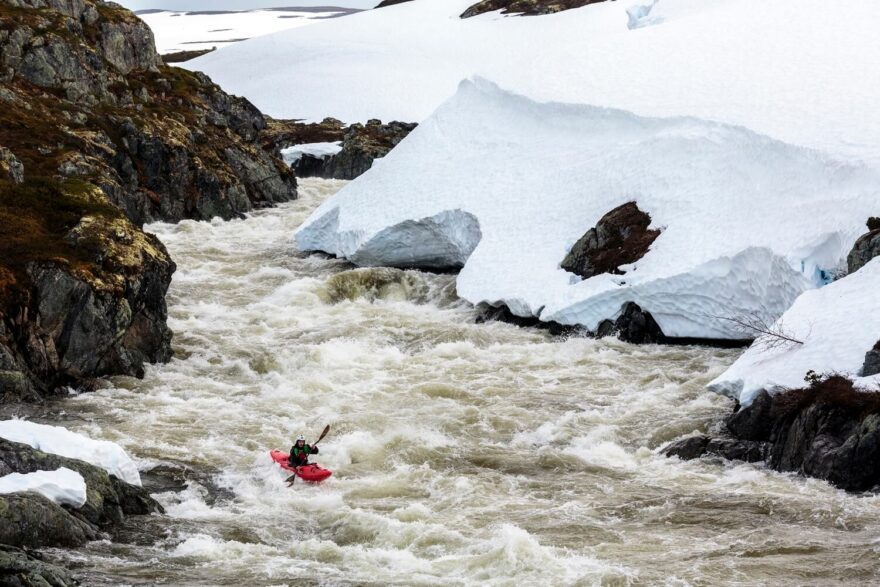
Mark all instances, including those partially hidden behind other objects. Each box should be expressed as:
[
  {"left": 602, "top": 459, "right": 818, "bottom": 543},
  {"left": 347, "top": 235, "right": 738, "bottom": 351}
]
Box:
[
  {"left": 0, "top": 0, "right": 297, "bottom": 400},
  {"left": 0, "top": 435, "right": 161, "bottom": 585},
  {"left": 665, "top": 219, "right": 880, "bottom": 492}
]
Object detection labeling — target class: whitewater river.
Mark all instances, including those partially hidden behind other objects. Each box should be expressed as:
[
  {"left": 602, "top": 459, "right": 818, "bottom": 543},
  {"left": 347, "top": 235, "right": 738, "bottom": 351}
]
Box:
[{"left": 47, "top": 180, "right": 880, "bottom": 585}]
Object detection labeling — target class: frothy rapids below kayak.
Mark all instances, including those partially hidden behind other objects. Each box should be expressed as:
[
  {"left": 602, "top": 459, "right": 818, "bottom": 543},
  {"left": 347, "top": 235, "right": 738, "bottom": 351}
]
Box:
[{"left": 45, "top": 179, "right": 880, "bottom": 585}]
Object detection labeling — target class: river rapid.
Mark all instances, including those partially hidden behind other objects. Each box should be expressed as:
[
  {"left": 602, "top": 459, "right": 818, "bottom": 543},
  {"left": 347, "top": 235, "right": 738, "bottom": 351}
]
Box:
[{"left": 42, "top": 180, "right": 880, "bottom": 585}]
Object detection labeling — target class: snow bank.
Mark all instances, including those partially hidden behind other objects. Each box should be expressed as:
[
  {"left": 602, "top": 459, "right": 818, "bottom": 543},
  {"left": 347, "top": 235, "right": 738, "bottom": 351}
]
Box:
[
  {"left": 295, "top": 79, "right": 879, "bottom": 339},
  {"left": 0, "top": 421, "right": 141, "bottom": 486},
  {"left": 281, "top": 142, "right": 342, "bottom": 166},
  {"left": 189, "top": 0, "right": 880, "bottom": 165},
  {"left": 709, "top": 258, "right": 880, "bottom": 405},
  {"left": 0, "top": 468, "right": 88, "bottom": 508},
  {"left": 140, "top": 9, "right": 354, "bottom": 53}
]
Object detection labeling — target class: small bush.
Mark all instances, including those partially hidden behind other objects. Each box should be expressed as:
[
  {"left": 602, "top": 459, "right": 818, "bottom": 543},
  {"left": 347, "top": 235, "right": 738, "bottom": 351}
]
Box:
[{"left": 868, "top": 217, "right": 880, "bottom": 231}]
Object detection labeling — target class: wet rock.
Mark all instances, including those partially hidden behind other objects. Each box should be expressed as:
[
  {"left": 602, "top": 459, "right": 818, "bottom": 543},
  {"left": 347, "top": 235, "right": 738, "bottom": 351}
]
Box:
[
  {"left": 848, "top": 218, "right": 880, "bottom": 274},
  {"left": 475, "top": 304, "right": 585, "bottom": 336},
  {"left": 596, "top": 302, "right": 665, "bottom": 344},
  {"left": 561, "top": 202, "right": 661, "bottom": 280},
  {"left": 705, "top": 437, "right": 766, "bottom": 463},
  {"left": 0, "top": 148, "right": 23, "bottom": 184},
  {"left": 0, "top": 544, "right": 76, "bottom": 587},
  {"left": 863, "top": 340, "right": 880, "bottom": 377},
  {"left": 461, "top": 0, "right": 607, "bottom": 18},
  {"left": 0, "top": 438, "right": 163, "bottom": 527},
  {"left": 0, "top": 493, "right": 99, "bottom": 548},
  {"left": 141, "top": 463, "right": 232, "bottom": 506},
  {"left": 661, "top": 435, "right": 709, "bottom": 460},
  {"left": 723, "top": 377, "right": 880, "bottom": 492}
]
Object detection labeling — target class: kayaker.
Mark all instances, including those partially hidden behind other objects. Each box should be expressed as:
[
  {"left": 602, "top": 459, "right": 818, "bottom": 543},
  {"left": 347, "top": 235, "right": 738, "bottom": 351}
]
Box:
[{"left": 288, "top": 435, "right": 319, "bottom": 468}]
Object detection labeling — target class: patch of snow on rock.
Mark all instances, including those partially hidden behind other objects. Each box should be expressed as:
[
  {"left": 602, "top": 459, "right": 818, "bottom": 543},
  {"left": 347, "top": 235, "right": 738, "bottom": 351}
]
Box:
[
  {"left": 281, "top": 142, "right": 343, "bottom": 166},
  {"left": 0, "top": 421, "right": 141, "bottom": 486},
  {"left": 0, "top": 468, "right": 88, "bottom": 508},
  {"left": 295, "top": 79, "right": 879, "bottom": 340},
  {"left": 709, "top": 257, "right": 880, "bottom": 406}
]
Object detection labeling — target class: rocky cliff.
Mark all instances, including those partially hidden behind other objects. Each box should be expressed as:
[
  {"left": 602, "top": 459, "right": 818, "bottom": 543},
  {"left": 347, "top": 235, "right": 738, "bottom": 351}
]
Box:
[{"left": 0, "top": 0, "right": 297, "bottom": 400}]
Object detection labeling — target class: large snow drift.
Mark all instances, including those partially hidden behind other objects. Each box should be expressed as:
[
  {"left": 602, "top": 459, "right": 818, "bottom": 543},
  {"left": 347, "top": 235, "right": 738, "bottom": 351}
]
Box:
[
  {"left": 0, "top": 468, "right": 87, "bottom": 508},
  {"left": 0, "top": 421, "right": 141, "bottom": 486},
  {"left": 710, "top": 258, "right": 880, "bottom": 405},
  {"left": 189, "top": 0, "right": 880, "bottom": 165},
  {"left": 295, "top": 79, "right": 879, "bottom": 339}
]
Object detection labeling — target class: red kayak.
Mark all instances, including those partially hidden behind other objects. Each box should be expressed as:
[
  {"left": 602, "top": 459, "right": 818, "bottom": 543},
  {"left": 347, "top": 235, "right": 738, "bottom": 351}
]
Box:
[{"left": 270, "top": 450, "right": 332, "bottom": 482}]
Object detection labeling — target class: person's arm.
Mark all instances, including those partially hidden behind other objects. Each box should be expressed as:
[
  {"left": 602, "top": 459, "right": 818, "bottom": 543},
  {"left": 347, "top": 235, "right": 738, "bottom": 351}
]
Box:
[{"left": 311, "top": 445, "right": 319, "bottom": 455}]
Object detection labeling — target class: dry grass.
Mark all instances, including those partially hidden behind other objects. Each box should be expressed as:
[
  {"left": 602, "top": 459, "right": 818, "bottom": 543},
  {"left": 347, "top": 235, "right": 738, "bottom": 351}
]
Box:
[{"left": 772, "top": 375, "right": 880, "bottom": 420}]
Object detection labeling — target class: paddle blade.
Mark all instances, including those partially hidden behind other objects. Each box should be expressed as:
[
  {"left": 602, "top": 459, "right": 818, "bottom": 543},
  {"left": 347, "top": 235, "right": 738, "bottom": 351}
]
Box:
[{"left": 315, "top": 424, "right": 331, "bottom": 445}]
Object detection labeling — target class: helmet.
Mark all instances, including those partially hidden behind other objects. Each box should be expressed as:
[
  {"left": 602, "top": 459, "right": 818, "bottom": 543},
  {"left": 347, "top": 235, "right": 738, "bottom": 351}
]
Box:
[{"left": 296, "top": 435, "right": 306, "bottom": 442}]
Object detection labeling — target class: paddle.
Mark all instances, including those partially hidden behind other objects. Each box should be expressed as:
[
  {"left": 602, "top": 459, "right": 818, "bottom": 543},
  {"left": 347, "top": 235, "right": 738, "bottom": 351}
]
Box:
[{"left": 313, "top": 424, "right": 331, "bottom": 447}]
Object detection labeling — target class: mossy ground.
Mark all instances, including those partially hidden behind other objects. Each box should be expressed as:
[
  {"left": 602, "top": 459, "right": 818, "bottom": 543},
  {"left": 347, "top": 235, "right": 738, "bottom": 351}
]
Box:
[{"left": 0, "top": 177, "right": 125, "bottom": 307}]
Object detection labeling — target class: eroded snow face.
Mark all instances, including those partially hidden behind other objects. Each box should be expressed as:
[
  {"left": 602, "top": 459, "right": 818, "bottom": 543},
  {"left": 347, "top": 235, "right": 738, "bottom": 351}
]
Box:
[
  {"left": 0, "top": 420, "right": 141, "bottom": 486},
  {"left": 281, "top": 142, "right": 343, "bottom": 166},
  {"left": 295, "top": 80, "right": 879, "bottom": 340},
  {"left": 709, "top": 257, "right": 880, "bottom": 405}
]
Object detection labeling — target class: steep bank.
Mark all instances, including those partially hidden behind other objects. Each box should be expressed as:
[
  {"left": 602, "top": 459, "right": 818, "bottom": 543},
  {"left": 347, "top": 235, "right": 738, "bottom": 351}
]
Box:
[{"left": 0, "top": 0, "right": 297, "bottom": 399}]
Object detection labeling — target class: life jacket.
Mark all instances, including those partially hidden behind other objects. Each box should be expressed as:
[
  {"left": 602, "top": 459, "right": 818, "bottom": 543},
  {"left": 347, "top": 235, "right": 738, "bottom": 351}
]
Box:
[{"left": 289, "top": 444, "right": 315, "bottom": 466}]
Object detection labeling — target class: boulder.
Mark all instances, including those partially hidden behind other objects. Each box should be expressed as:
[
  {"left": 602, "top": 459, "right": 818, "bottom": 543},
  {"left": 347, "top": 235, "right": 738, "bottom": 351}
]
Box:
[
  {"left": 847, "top": 218, "right": 880, "bottom": 274},
  {"left": 0, "top": 438, "right": 162, "bottom": 527},
  {"left": 596, "top": 302, "right": 665, "bottom": 344},
  {"left": 863, "top": 340, "right": 880, "bottom": 377},
  {"left": 0, "top": 544, "right": 76, "bottom": 587},
  {"left": 0, "top": 493, "right": 99, "bottom": 548},
  {"left": 561, "top": 202, "right": 661, "bottom": 280},
  {"left": 661, "top": 435, "right": 709, "bottom": 460},
  {"left": 0, "top": 148, "right": 23, "bottom": 184}
]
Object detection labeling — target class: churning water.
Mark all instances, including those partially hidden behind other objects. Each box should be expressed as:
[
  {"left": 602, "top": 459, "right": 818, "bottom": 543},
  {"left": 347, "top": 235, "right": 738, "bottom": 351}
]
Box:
[{"left": 46, "top": 180, "right": 880, "bottom": 585}]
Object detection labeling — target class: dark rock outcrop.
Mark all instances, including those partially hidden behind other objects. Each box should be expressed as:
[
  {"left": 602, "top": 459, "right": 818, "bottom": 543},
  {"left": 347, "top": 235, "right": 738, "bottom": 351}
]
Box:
[
  {"left": 267, "top": 118, "right": 417, "bottom": 181},
  {"left": 561, "top": 202, "right": 661, "bottom": 280},
  {"left": 863, "top": 340, "right": 880, "bottom": 377},
  {"left": 474, "top": 303, "right": 585, "bottom": 336},
  {"left": 667, "top": 377, "right": 880, "bottom": 492},
  {"left": 596, "top": 302, "right": 665, "bottom": 344},
  {"left": 0, "top": 438, "right": 162, "bottom": 526},
  {"left": 375, "top": 0, "right": 413, "bottom": 7},
  {"left": 847, "top": 217, "right": 880, "bottom": 274},
  {"left": 0, "top": 183, "right": 175, "bottom": 399},
  {"left": 661, "top": 434, "right": 709, "bottom": 460},
  {"left": 0, "top": 493, "right": 99, "bottom": 549},
  {"left": 1, "top": 0, "right": 296, "bottom": 398},
  {"left": 461, "top": 0, "right": 606, "bottom": 19},
  {"left": 0, "top": 544, "right": 76, "bottom": 587}
]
